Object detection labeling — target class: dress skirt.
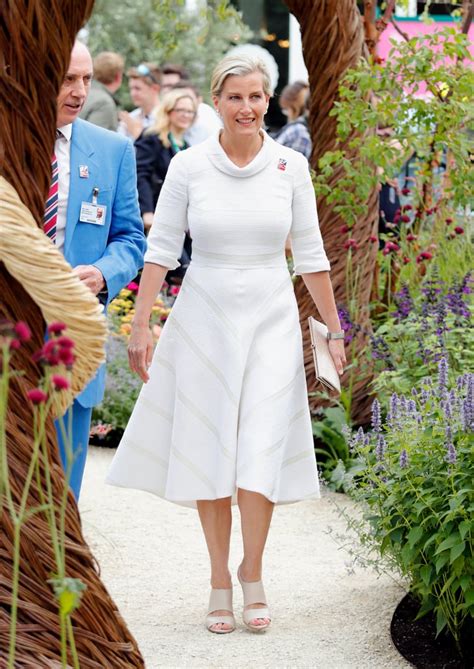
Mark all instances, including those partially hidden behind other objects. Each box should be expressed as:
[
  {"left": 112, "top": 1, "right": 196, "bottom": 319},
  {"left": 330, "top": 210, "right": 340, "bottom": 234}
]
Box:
[{"left": 106, "top": 261, "right": 320, "bottom": 508}]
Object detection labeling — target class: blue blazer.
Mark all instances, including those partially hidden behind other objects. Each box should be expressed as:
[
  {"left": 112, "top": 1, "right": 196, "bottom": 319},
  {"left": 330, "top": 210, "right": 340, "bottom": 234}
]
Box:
[{"left": 65, "top": 119, "right": 146, "bottom": 408}]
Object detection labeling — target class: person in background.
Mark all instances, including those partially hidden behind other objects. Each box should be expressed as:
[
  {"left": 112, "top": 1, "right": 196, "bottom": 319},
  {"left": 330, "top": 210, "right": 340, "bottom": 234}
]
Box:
[
  {"left": 118, "top": 63, "right": 161, "bottom": 141},
  {"left": 51, "top": 41, "right": 146, "bottom": 499},
  {"left": 172, "top": 81, "right": 222, "bottom": 146},
  {"left": 79, "top": 51, "right": 124, "bottom": 131},
  {"left": 274, "top": 80, "right": 312, "bottom": 160},
  {"left": 135, "top": 89, "right": 196, "bottom": 231},
  {"left": 160, "top": 63, "right": 190, "bottom": 95}
]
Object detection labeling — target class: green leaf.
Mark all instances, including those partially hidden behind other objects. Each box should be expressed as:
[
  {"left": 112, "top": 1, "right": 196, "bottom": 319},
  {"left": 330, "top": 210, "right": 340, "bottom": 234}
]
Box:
[
  {"left": 419, "top": 565, "right": 432, "bottom": 588},
  {"left": 458, "top": 520, "right": 471, "bottom": 540},
  {"left": 435, "top": 553, "right": 450, "bottom": 574},
  {"left": 435, "top": 608, "right": 448, "bottom": 637},
  {"left": 407, "top": 526, "right": 424, "bottom": 548},
  {"left": 449, "top": 541, "right": 466, "bottom": 563},
  {"left": 434, "top": 534, "right": 460, "bottom": 555}
]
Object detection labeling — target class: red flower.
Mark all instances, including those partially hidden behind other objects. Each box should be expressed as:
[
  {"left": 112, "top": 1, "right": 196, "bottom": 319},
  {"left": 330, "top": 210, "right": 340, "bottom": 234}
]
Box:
[
  {"left": 425, "top": 208, "right": 434, "bottom": 216},
  {"left": 400, "top": 215, "right": 411, "bottom": 223},
  {"left": 403, "top": 256, "right": 410, "bottom": 265},
  {"left": 56, "top": 336, "right": 75, "bottom": 350},
  {"left": 339, "top": 225, "right": 350, "bottom": 234},
  {"left": 51, "top": 374, "right": 70, "bottom": 391},
  {"left": 416, "top": 251, "right": 433, "bottom": 263},
  {"left": 402, "top": 204, "right": 413, "bottom": 212},
  {"left": 445, "top": 218, "right": 453, "bottom": 225},
  {"left": 9, "top": 339, "right": 21, "bottom": 350},
  {"left": 344, "top": 238, "right": 358, "bottom": 250},
  {"left": 369, "top": 235, "right": 378, "bottom": 243},
  {"left": 170, "top": 286, "right": 181, "bottom": 296},
  {"left": 42, "top": 340, "right": 60, "bottom": 366},
  {"left": 14, "top": 322, "right": 31, "bottom": 342},
  {"left": 454, "top": 226, "right": 464, "bottom": 235},
  {"left": 27, "top": 388, "right": 48, "bottom": 405},
  {"left": 58, "top": 348, "right": 75, "bottom": 368},
  {"left": 48, "top": 322, "right": 66, "bottom": 335},
  {"left": 401, "top": 188, "right": 411, "bottom": 196},
  {"left": 382, "top": 241, "right": 400, "bottom": 256},
  {"left": 126, "top": 281, "right": 140, "bottom": 292},
  {"left": 406, "top": 233, "right": 417, "bottom": 242}
]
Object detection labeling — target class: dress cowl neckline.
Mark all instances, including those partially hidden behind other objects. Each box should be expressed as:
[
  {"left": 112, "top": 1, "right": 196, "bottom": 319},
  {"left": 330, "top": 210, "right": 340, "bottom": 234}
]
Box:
[{"left": 206, "top": 130, "right": 274, "bottom": 178}]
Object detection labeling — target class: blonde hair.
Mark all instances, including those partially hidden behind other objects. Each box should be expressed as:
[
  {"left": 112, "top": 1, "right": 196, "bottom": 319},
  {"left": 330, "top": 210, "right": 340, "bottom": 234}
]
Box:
[
  {"left": 211, "top": 54, "right": 272, "bottom": 98},
  {"left": 93, "top": 52, "right": 124, "bottom": 85},
  {"left": 147, "top": 90, "right": 197, "bottom": 147}
]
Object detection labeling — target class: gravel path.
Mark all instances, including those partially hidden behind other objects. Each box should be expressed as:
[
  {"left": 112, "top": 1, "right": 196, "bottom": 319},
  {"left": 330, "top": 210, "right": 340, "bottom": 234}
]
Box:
[{"left": 80, "top": 446, "right": 410, "bottom": 669}]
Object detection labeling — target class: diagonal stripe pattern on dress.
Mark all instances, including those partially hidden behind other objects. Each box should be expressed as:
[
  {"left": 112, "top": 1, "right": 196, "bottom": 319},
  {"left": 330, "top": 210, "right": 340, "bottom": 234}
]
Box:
[{"left": 43, "top": 154, "right": 59, "bottom": 242}]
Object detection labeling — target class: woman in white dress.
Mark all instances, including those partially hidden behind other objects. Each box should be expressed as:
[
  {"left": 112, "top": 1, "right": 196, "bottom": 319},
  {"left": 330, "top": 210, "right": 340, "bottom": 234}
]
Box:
[{"left": 107, "top": 54, "right": 346, "bottom": 634}]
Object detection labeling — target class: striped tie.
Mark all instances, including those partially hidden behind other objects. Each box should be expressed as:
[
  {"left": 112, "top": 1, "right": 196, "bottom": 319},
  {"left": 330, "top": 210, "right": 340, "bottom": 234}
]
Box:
[{"left": 44, "top": 152, "right": 59, "bottom": 242}]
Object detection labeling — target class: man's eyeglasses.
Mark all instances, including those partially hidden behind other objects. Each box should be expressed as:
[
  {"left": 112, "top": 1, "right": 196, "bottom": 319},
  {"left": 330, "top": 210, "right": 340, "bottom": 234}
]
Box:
[
  {"left": 136, "top": 63, "right": 160, "bottom": 85},
  {"left": 171, "top": 108, "right": 196, "bottom": 117}
]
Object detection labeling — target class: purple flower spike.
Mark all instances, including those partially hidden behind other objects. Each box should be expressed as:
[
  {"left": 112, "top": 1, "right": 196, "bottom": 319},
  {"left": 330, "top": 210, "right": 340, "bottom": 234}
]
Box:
[
  {"left": 399, "top": 449, "right": 408, "bottom": 469},
  {"left": 462, "top": 374, "right": 473, "bottom": 432},
  {"left": 445, "top": 442, "right": 457, "bottom": 464},
  {"left": 371, "top": 399, "right": 382, "bottom": 432},
  {"left": 375, "top": 434, "right": 386, "bottom": 461},
  {"left": 438, "top": 357, "right": 448, "bottom": 398}
]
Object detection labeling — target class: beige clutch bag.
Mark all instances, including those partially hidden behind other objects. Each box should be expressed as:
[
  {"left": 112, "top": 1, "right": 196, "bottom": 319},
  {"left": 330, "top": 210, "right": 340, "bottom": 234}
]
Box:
[{"left": 307, "top": 317, "right": 341, "bottom": 394}]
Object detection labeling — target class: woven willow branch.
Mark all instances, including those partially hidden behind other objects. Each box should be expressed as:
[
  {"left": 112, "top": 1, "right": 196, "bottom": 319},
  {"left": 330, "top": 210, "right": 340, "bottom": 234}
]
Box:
[{"left": 0, "top": 176, "right": 107, "bottom": 415}]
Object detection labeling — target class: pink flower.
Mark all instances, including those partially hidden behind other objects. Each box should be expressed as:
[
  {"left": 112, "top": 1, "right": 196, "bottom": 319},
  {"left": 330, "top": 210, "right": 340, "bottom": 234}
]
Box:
[
  {"left": 416, "top": 251, "right": 433, "bottom": 263},
  {"left": 14, "top": 322, "right": 31, "bottom": 342},
  {"left": 445, "top": 218, "right": 453, "bottom": 225},
  {"left": 339, "top": 225, "right": 350, "bottom": 234},
  {"left": 344, "top": 238, "right": 358, "bottom": 251},
  {"left": 58, "top": 348, "right": 75, "bottom": 368},
  {"left": 48, "top": 322, "right": 66, "bottom": 335},
  {"left": 401, "top": 188, "right": 411, "bottom": 196},
  {"left": 9, "top": 339, "right": 21, "bottom": 350},
  {"left": 382, "top": 241, "right": 400, "bottom": 256},
  {"left": 425, "top": 208, "right": 434, "bottom": 216},
  {"left": 406, "top": 233, "right": 417, "bottom": 242},
  {"left": 400, "top": 215, "right": 411, "bottom": 223},
  {"left": 402, "top": 204, "right": 413, "bottom": 212},
  {"left": 27, "top": 388, "right": 48, "bottom": 405},
  {"left": 56, "top": 336, "right": 75, "bottom": 349},
  {"left": 454, "top": 226, "right": 464, "bottom": 235},
  {"left": 170, "top": 286, "right": 181, "bottom": 296},
  {"left": 403, "top": 256, "right": 410, "bottom": 265},
  {"left": 42, "top": 340, "right": 60, "bottom": 366},
  {"left": 126, "top": 281, "right": 140, "bottom": 292},
  {"left": 369, "top": 235, "right": 378, "bottom": 243},
  {"left": 51, "top": 374, "right": 70, "bottom": 391}
]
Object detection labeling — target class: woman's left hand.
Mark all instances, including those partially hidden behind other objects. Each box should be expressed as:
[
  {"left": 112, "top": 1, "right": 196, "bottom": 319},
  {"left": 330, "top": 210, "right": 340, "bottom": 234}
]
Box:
[{"left": 328, "top": 339, "right": 347, "bottom": 376}]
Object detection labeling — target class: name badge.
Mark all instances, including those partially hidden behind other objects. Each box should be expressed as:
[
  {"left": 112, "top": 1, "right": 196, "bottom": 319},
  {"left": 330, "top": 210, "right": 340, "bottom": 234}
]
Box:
[{"left": 79, "top": 201, "right": 107, "bottom": 225}]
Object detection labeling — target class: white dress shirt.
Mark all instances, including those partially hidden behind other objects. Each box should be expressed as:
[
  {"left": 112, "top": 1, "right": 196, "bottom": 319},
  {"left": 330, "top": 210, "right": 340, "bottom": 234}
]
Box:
[{"left": 55, "top": 124, "right": 73, "bottom": 252}]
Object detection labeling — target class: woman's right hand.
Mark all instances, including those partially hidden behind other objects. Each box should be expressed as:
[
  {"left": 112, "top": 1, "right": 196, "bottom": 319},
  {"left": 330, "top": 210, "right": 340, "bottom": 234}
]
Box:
[{"left": 128, "top": 323, "right": 154, "bottom": 382}]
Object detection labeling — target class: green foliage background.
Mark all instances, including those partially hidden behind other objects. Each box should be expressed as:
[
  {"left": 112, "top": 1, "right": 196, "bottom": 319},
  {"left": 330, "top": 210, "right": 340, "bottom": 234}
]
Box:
[{"left": 85, "top": 0, "right": 252, "bottom": 102}]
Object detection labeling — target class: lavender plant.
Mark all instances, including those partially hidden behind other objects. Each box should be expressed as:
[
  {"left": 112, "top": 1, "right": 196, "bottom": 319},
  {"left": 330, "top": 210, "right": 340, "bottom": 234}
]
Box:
[
  {"left": 370, "top": 272, "right": 473, "bottom": 403},
  {"left": 346, "top": 358, "right": 474, "bottom": 649}
]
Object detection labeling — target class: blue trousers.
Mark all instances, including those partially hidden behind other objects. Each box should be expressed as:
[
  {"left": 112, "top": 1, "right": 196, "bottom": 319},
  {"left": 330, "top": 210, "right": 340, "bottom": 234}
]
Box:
[{"left": 55, "top": 400, "right": 92, "bottom": 500}]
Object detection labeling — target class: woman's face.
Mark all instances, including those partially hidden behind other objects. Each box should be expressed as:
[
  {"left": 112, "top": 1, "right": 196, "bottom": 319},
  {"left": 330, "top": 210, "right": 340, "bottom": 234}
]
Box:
[
  {"left": 168, "top": 96, "right": 196, "bottom": 134},
  {"left": 213, "top": 72, "right": 269, "bottom": 139}
]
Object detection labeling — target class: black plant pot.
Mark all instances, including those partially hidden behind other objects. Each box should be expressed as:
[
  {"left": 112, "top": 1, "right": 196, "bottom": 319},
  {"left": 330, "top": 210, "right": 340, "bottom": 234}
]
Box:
[{"left": 391, "top": 594, "right": 474, "bottom": 669}]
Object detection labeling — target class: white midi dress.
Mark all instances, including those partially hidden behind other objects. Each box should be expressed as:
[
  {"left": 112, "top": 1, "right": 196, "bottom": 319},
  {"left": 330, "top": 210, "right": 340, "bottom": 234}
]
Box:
[{"left": 106, "top": 131, "right": 331, "bottom": 508}]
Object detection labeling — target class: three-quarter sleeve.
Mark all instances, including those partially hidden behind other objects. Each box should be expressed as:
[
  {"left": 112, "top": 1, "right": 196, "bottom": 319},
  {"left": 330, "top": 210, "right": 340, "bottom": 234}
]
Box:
[
  {"left": 144, "top": 152, "right": 188, "bottom": 269},
  {"left": 290, "top": 154, "right": 331, "bottom": 274}
]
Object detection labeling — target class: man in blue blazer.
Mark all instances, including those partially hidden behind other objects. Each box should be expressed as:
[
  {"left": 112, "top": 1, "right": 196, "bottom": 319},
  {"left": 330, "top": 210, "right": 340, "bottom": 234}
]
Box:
[{"left": 52, "top": 41, "right": 146, "bottom": 499}]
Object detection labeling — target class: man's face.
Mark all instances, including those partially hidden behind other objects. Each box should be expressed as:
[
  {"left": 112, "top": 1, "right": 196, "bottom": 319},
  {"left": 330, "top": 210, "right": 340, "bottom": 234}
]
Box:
[
  {"left": 129, "top": 78, "right": 158, "bottom": 108},
  {"left": 161, "top": 72, "right": 181, "bottom": 95},
  {"left": 57, "top": 43, "right": 93, "bottom": 127}
]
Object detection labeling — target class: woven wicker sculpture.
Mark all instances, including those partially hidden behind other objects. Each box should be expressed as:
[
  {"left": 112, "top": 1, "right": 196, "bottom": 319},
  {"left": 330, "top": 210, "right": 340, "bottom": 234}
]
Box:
[
  {"left": 0, "top": 1, "right": 144, "bottom": 666},
  {"left": 284, "top": 0, "right": 380, "bottom": 425}
]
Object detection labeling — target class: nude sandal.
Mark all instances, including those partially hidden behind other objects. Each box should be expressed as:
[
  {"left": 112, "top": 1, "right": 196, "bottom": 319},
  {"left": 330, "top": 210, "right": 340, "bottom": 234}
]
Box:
[
  {"left": 238, "top": 569, "right": 271, "bottom": 632},
  {"left": 206, "top": 588, "right": 235, "bottom": 634}
]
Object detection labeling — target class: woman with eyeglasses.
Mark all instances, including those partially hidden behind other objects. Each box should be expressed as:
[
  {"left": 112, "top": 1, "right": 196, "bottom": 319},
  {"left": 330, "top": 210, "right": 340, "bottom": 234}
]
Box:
[{"left": 135, "top": 89, "right": 197, "bottom": 231}]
